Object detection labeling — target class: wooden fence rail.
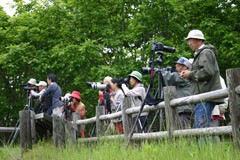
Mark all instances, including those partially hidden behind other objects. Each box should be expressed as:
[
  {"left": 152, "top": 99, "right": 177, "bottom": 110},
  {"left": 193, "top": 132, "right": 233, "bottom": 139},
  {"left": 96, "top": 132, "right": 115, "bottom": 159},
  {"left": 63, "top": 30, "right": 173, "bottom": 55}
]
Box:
[
  {"left": 17, "top": 68, "right": 240, "bottom": 152},
  {"left": 0, "top": 127, "right": 19, "bottom": 133}
]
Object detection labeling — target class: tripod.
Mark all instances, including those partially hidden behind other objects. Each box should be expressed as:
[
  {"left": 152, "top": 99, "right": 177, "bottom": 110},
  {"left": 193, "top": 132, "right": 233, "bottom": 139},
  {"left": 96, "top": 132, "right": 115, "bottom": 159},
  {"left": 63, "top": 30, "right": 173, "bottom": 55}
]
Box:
[
  {"left": 7, "top": 89, "right": 33, "bottom": 146},
  {"left": 127, "top": 42, "right": 174, "bottom": 144}
]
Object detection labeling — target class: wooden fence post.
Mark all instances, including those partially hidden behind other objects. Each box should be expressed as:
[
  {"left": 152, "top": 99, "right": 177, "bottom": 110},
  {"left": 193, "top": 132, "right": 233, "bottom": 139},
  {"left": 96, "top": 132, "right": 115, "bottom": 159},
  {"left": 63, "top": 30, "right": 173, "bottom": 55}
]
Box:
[
  {"left": 52, "top": 115, "right": 65, "bottom": 147},
  {"left": 226, "top": 68, "right": 240, "bottom": 149},
  {"left": 73, "top": 112, "right": 80, "bottom": 137},
  {"left": 19, "top": 110, "right": 36, "bottom": 154},
  {"left": 164, "top": 86, "right": 177, "bottom": 142},
  {"left": 122, "top": 97, "right": 132, "bottom": 143},
  {"left": 64, "top": 119, "right": 76, "bottom": 146},
  {"left": 96, "top": 105, "right": 104, "bottom": 138}
]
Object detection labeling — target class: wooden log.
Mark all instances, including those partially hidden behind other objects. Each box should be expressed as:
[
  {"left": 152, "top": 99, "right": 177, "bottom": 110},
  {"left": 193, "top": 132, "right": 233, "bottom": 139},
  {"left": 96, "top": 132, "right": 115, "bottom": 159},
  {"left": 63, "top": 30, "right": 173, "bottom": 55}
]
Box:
[
  {"left": 0, "top": 127, "right": 19, "bottom": 133},
  {"left": 170, "top": 88, "right": 228, "bottom": 108},
  {"left": 19, "top": 110, "right": 35, "bottom": 154},
  {"left": 95, "top": 105, "right": 104, "bottom": 138},
  {"left": 131, "top": 126, "right": 232, "bottom": 140},
  {"left": 64, "top": 119, "right": 76, "bottom": 146},
  {"left": 75, "top": 117, "right": 96, "bottom": 125},
  {"left": 52, "top": 115, "right": 65, "bottom": 147},
  {"left": 30, "top": 111, "right": 36, "bottom": 144},
  {"left": 77, "top": 126, "right": 232, "bottom": 143},
  {"left": 122, "top": 97, "right": 132, "bottom": 143},
  {"left": 226, "top": 68, "right": 240, "bottom": 149},
  {"left": 72, "top": 112, "right": 80, "bottom": 132},
  {"left": 99, "top": 111, "right": 122, "bottom": 120},
  {"left": 164, "top": 86, "right": 177, "bottom": 142}
]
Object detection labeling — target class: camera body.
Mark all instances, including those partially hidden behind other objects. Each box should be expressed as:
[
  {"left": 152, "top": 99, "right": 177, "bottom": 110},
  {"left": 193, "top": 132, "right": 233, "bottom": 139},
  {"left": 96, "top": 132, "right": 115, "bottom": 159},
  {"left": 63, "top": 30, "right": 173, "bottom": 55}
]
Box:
[
  {"left": 152, "top": 42, "right": 176, "bottom": 53},
  {"left": 142, "top": 66, "right": 173, "bottom": 75}
]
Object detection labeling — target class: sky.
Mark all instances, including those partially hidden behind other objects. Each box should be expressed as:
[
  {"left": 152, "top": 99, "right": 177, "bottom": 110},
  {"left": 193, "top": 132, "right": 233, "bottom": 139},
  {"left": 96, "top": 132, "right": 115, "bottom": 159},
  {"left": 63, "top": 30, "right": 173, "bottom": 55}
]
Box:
[{"left": 0, "top": 0, "right": 16, "bottom": 16}]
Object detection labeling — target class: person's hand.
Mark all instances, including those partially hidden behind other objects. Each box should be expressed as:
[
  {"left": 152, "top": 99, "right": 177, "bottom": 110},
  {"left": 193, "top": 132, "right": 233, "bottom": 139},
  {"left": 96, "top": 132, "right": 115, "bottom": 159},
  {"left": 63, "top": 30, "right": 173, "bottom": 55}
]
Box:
[
  {"left": 99, "top": 90, "right": 103, "bottom": 95},
  {"left": 180, "top": 70, "right": 191, "bottom": 79},
  {"left": 220, "top": 108, "right": 226, "bottom": 116},
  {"left": 30, "top": 90, "right": 34, "bottom": 94}
]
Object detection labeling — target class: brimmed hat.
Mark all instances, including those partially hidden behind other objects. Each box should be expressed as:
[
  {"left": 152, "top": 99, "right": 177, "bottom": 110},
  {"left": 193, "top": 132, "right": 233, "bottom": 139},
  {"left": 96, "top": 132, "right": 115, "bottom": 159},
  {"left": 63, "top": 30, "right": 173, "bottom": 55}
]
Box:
[
  {"left": 175, "top": 57, "right": 192, "bottom": 69},
  {"left": 129, "top": 71, "right": 142, "bottom": 82},
  {"left": 36, "top": 81, "right": 47, "bottom": 87},
  {"left": 70, "top": 91, "right": 81, "bottom": 100},
  {"left": 185, "top": 29, "right": 205, "bottom": 41},
  {"left": 28, "top": 78, "right": 37, "bottom": 85}
]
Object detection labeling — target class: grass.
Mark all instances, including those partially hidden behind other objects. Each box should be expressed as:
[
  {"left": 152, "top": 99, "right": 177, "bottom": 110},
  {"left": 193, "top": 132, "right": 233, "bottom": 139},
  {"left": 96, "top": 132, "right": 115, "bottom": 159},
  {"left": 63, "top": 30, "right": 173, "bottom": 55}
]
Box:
[{"left": 0, "top": 137, "right": 239, "bottom": 160}]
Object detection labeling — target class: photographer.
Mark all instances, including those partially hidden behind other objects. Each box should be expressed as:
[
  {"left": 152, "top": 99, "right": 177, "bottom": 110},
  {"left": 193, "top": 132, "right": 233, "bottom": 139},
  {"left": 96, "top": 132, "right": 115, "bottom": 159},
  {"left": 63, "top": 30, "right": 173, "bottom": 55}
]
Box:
[
  {"left": 68, "top": 91, "right": 86, "bottom": 138},
  {"left": 109, "top": 78, "right": 124, "bottom": 134},
  {"left": 30, "top": 81, "right": 48, "bottom": 113},
  {"left": 98, "top": 76, "right": 112, "bottom": 114},
  {"left": 41, "top": 74, "right": 63, "bottom": 116},
  {"left": 163, "top": 57, "right": 194, "bottom": 129},
  {"left": 121, "top": 71, "right": 147, "bottom": 133}
]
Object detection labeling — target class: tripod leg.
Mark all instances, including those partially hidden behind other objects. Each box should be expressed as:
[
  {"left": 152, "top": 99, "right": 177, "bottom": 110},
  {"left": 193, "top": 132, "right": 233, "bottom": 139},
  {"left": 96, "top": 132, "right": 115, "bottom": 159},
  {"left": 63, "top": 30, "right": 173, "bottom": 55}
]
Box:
[
  {"left": 7, "top": 120, "right": 20, "bottom": 146},
  {"left": 147, "top": 110, "right": 159, "bottom": 132},
  {"left": 159, "top": 109, "right": 164, "bottom": 131}
]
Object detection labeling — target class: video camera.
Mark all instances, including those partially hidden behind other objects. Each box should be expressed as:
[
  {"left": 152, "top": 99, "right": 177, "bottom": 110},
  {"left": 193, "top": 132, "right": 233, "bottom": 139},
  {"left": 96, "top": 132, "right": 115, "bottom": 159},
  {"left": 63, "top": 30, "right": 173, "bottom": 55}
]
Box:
[
  {"left": 20, "top": 83, "right": 38, "bottom": 91},
  {"left": 141, "top": 66, "right": 173, "bottom": 75},
  {"left": 152, "top": 42, "right": 176, "bottom": 53}
]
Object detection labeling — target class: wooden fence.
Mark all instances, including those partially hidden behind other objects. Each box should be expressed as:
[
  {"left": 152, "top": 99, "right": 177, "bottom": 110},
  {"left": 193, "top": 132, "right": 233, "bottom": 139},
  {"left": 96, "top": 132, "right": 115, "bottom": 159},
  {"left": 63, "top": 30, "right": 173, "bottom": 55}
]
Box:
[{"left": 13, "top": 68, "right": 240, "bottom": 152}]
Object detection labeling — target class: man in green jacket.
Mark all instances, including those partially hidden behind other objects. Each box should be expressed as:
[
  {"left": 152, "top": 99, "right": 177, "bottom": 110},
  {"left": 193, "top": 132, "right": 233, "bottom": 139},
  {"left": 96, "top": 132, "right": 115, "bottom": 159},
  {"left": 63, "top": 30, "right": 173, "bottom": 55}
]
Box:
[
  {"left": 164, "top": 57, "right": 193, "bottom": 129},
  {"left": 181, "top": 29, "right": 223, "bottom": 129}
]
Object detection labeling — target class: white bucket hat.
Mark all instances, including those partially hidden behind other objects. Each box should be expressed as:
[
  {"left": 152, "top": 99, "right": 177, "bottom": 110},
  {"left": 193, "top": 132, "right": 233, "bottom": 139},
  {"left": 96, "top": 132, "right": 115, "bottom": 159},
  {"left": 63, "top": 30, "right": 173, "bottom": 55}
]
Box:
[
  {"left": 28, "top": 78, "right": 37, "bottom": 85},
  {"left": 36, "top": 81, "right": 47, "bottom": 87},
  {"left": 185, "top": 29, "right": 205, "bottom": 41}
]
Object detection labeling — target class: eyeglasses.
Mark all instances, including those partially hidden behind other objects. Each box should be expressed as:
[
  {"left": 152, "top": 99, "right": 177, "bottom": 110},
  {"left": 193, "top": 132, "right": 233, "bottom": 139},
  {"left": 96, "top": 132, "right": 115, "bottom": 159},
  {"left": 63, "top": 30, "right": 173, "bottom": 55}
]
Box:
[{"left": 187, "top": 39, "right": 194, "bottom": 44}]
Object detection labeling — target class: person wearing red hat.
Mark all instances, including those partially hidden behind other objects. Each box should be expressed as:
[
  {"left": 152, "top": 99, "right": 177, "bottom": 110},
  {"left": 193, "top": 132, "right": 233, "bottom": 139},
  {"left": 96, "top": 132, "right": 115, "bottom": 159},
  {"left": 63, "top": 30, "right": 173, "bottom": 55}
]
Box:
[{"left": 69, "top": 91, "right": 86, "bottom": 138}]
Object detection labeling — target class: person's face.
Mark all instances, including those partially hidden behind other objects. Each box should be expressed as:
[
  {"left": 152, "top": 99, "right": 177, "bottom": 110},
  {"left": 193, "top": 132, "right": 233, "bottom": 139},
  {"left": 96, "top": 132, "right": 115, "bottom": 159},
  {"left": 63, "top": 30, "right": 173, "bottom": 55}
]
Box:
[
  {"left": 186, "top": 38, "right": 203, "bottom": 52},
  {"left": 38, "top": 86, "right": 45, "bottom": 91},
  {"left": 72, "top": 97, "right": 78, "bottom": 104},
  {"left": 129, "top": 77, "right": 137, "bottom": 87},
  {"left": 175, "top": 64, "right": 187, "bottom": 72},
  {"left": 47, "top": 78, "right": 51, "bottom": 84},
  {"left": 110, "top": 81, "right": 117, "bottom": 91}
]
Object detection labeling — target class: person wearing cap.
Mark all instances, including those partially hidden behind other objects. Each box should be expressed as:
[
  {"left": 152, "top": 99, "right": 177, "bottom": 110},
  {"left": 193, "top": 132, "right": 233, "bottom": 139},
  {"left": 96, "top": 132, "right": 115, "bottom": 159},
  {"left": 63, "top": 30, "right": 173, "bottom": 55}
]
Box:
[
  {"left": 164, "top": 57, "right": 193, "bottom": 129},
  {"left": 181, "top": 29, "right": 224, "bottom": 129},
  {"left": 30, "top": 81, "right": 49, "bottom": 113},
  {"left": 121, "top": 71, "right": 147, "bottom": 133},
  {"left": 41, "top": 74, "right": 64, "bottom": 116},
  {"left": 28, "top": 78, "right": 37, "bottom": 87},
  {"left": 69, "top": 91, "right": 86, "bottom": 138}
]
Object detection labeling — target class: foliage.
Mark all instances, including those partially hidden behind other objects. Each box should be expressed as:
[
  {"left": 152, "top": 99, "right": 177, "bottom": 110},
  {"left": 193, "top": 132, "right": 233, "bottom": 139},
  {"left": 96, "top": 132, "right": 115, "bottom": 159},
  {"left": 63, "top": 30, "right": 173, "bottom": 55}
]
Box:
[{"left": 0, "top": 0, "right": 239, "bottom": 125}]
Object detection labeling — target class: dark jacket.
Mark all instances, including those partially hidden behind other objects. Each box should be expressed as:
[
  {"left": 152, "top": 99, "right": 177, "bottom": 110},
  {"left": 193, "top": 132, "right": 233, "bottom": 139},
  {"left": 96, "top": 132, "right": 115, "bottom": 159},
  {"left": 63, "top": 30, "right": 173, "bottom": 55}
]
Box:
[
  {"left": 42, "top": 82, "right": 63, "bottom": 108},
  {"left": 189, "top": 44, "right": 223, "bottom": 103},
  {"left": 165, "top": 72, "right": 193, "bottom": 113}
]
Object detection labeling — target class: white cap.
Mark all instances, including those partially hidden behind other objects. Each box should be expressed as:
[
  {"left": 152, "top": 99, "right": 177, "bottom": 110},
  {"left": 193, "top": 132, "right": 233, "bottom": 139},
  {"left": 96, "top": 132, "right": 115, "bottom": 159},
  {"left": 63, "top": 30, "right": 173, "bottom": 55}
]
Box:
[
  {"left": 36, "top": 81, "right": 47, "bottom": 87},
  {"left": 185, "top": 29, "right": 205, "bottom": 41},
  {"left": 28, "top": 78, "right": 37, "bottom": 85}
]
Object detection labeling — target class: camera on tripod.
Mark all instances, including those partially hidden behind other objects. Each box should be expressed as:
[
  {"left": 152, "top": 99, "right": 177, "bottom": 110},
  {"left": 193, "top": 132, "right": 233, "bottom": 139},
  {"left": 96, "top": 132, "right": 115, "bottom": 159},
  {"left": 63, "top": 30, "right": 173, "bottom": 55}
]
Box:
[
  {"left": 152, "top": 42, "right": 176, "bottom": 53},
  {"left": 20, "top": 83, "right": 38, "bottom": 91},
  {"left": 141, "top": 66, "right": 173, "bottom": 74}
]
